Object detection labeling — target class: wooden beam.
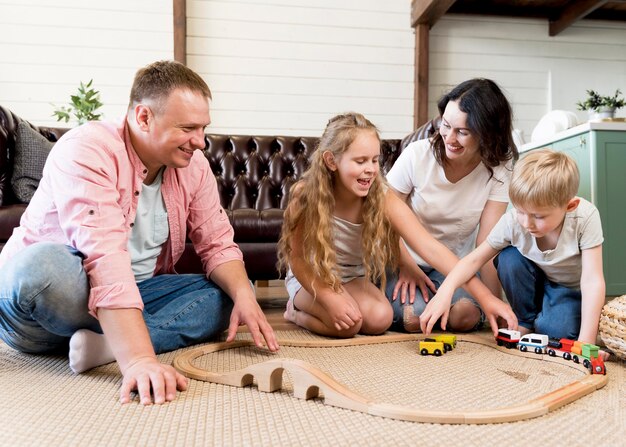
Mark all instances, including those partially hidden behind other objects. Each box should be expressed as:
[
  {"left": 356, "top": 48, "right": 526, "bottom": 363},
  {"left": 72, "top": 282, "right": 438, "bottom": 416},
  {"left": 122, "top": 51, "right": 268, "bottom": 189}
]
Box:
[
  {"left": 414, "top": 24, "right": 429, "bottom": 129},
  {"left": 410, "top": 1, "right": 454, "bottom": 129},
  {"left": 549, "top": 0, "right": 609, "bottom": 36},
  {"left": 411, "top": 0, "right": 457, "bottom": 28},
  {"left": 173, "top": 0, "right": 187, "bottom": 64}
]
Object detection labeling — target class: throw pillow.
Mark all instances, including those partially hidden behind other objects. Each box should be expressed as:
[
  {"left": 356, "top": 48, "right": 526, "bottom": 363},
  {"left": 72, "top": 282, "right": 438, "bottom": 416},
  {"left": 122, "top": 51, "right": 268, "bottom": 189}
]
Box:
[{"left": 11, "top": 121, "right": 55, "bottom": 203}]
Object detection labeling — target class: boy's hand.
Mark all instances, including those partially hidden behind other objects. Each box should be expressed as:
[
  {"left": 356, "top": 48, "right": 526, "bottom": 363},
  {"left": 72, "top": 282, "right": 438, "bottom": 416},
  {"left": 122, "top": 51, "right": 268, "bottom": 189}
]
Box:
[{"left": 481, "top": 296, "right": 518, "bottom": 337}]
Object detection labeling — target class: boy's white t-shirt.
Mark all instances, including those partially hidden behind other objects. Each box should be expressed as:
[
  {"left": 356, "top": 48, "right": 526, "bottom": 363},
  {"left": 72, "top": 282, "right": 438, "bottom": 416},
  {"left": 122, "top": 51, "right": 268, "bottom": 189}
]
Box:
[
  {"left": 486, "top": 197, "right": 603, "bottom": 289},
  {"left": 386, "top": 139, "right": 511, "bottom": 267}
]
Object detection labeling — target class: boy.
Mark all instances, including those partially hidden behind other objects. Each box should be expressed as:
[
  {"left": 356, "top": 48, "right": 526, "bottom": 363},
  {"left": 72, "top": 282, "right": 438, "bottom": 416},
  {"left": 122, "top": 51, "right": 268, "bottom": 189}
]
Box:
[{"left": 419, "top": 149, "right": 607, "bottom": 359}]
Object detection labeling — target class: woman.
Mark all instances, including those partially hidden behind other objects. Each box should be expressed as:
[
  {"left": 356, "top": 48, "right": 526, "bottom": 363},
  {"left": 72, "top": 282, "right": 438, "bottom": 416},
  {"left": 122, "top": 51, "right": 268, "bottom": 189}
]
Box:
[{"left": 386, "top": 78, "right": 519, "bottom": 333}]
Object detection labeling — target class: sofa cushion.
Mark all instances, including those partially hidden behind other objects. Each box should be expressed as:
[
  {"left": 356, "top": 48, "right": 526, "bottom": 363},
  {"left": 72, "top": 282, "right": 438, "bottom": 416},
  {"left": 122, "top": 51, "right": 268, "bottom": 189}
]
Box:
[{"left": 11, "top": 122, "right": 55, "bottom": 203}]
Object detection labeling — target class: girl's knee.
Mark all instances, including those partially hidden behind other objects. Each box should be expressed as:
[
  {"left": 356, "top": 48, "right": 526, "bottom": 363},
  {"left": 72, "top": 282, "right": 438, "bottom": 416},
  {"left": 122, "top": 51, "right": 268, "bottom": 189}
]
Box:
[
  {"left": 360, "top": 302, "right": 393, "bottom": 335},
  {"left": 334, "top": 322, "right": 362, "bottom": 338}
]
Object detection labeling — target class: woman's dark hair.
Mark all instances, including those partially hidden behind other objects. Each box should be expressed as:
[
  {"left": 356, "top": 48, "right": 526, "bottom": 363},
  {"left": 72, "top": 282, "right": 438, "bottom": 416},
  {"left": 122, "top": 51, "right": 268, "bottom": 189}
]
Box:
[{"left": 431, "top": 78, "right": 518, "bottom": 178}]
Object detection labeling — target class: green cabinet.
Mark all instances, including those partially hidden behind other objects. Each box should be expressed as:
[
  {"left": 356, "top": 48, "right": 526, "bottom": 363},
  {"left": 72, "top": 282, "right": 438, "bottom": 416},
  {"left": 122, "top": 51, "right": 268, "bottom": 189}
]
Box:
[{"left": 521, "top": 122, "right": 626, "bottom": 296}]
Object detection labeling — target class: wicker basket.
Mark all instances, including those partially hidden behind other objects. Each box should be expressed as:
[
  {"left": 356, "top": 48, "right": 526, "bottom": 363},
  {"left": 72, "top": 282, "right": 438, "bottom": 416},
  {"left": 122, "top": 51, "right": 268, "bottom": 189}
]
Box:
[{"left": 599, "top": 295, "right": 626, "bottom": 360}]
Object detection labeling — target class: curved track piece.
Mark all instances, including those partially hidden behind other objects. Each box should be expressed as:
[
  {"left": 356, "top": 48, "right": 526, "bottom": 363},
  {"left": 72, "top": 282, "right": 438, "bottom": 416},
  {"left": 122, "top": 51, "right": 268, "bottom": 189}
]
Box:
[{"left": 173, "top": 334, "right": 608, "bottom": 425}]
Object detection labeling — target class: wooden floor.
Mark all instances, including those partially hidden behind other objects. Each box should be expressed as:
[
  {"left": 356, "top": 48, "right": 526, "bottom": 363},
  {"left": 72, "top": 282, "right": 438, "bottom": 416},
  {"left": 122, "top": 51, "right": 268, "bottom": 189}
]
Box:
[{"left": 249, "top": 280, "right": 299, "bottom": 332}]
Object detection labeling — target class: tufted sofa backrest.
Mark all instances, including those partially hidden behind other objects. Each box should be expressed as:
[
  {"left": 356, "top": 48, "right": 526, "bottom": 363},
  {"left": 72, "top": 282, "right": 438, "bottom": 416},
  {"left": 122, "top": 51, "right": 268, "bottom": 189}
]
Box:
[
  {"left": 203, "top": 134, "right": 404, "bottom": 213},
  {"left": 1, "top": 105, "right": 405, "bottom": 210}
]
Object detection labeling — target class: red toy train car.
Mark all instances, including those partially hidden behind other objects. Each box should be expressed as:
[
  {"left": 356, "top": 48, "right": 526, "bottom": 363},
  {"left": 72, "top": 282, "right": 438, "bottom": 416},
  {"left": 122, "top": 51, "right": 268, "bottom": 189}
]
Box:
[{"left": 546, "top": 338, "right": 606, "bottom": 375}]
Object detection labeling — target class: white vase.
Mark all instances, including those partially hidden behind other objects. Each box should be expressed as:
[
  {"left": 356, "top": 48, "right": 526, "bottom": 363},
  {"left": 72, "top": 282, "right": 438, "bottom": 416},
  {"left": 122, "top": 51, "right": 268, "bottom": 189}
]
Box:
[{"left": 589, "top": 107, "right": 616, "bottom": 120}]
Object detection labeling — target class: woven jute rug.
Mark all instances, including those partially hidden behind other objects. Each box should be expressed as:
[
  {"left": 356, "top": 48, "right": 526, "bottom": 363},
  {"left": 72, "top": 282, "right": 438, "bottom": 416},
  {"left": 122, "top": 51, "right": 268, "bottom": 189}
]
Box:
[{"left": 1, "top": 330, "right": 625, "bottom": 447}]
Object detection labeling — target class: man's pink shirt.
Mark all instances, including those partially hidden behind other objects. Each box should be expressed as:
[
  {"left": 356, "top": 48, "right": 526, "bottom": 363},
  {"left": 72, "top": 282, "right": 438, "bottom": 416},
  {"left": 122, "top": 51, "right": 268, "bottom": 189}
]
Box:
[{"left": 0, "top": 118, "right": 243, "bottom": 316}]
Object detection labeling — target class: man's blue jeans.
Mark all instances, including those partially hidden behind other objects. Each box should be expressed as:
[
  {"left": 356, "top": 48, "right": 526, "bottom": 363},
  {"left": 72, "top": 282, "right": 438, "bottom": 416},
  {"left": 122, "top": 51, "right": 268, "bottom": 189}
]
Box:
[
  {"left": 0, "top": 242, "right": 233, "bottom": 354},
  {"left": 494, "top": 246, "right": 581, "bottom": 340}
]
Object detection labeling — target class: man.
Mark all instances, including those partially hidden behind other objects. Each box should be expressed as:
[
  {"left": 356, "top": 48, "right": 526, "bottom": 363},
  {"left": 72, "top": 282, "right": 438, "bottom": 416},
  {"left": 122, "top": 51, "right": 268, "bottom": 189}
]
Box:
[{"left": 0, "top": 60, "right": 279, "bottom": 405}]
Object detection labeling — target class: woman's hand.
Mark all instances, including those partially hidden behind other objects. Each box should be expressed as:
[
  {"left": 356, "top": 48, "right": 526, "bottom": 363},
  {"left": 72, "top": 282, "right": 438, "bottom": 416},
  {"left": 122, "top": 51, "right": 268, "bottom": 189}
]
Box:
[{"left": 391, "top": 264, "right": 436, "bottom": 305}]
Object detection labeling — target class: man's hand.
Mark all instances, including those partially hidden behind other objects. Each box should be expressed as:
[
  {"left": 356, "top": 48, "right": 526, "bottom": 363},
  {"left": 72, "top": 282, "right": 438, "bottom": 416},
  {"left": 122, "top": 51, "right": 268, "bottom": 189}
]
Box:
[
  {"left": 211, "top": 261, "right": 280, "bottom": 352},
  {"left": 98, "top": 308, "right": 189, "bottom": 406},
  {"left": 120, "top": 356, "right": 188, "bottom": 405},
  {"left": 226, "top": 297, "right": 279, "bottom": 352}
]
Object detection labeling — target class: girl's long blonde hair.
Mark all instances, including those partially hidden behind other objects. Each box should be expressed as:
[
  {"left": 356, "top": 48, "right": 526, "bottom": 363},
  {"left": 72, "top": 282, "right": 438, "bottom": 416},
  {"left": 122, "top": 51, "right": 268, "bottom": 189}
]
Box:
[{"left": 277, "top": 112, "right": 400, "bottom": 292}]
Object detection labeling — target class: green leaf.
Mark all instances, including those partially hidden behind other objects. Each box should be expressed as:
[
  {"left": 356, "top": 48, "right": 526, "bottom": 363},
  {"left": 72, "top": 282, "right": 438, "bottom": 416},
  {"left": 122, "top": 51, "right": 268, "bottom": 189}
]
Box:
[{"left": 51, "top": 79, "right": 104, "bottom": 125}]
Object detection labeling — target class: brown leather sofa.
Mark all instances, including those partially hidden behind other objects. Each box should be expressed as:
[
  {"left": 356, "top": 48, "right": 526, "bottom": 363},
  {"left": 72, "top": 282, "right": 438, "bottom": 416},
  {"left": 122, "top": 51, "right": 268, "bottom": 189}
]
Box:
[{"left": 0, "top": 104, "right": 438, "bottom": 280}]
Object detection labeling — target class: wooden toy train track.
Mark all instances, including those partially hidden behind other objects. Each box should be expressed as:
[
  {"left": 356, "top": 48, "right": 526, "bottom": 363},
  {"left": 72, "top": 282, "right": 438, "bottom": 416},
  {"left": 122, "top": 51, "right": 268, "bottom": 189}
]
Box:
[{"left": 172, "top": 334, "right": 608, "bottom": 425}]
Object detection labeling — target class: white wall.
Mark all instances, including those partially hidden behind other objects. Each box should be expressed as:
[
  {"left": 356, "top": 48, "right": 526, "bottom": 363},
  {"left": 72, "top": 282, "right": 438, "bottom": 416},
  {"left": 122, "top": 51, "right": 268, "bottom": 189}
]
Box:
[
  {"left": 186, "top": 0, "right": 414, "bottom": 138},
  {"left": 1, "top": 2, "right": 625, "bottom": 142},
  {"left": 430, "top": 15, "right": 626, "bottom": 144},
  {"left": 0, "top": 0, "right": 173, "bottom": 126}
]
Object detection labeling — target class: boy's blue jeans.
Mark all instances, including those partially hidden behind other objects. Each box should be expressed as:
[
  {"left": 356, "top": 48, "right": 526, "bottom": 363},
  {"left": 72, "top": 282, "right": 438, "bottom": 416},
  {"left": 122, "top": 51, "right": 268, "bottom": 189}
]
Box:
[
  {"left": 0, "top": 242, "right": 233, "bottom": 354},
  {"left": 494, "top": 246, "right": 581, "bottom": 340}
]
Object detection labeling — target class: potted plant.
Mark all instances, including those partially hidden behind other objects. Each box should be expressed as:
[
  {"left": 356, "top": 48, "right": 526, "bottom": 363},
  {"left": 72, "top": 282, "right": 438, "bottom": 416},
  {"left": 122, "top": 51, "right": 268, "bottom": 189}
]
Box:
[
  {"left": 576, "top": 89, "right": 625, "bottom": 120},
  {"left": 52, "top": 79, "right": 103, "bottom": 125}
]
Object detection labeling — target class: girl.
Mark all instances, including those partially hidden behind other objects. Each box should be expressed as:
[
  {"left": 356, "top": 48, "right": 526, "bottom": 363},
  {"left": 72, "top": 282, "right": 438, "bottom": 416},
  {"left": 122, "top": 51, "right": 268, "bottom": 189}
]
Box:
[{"left": 278, "top": 113, "right": 516, "bottom": 337}]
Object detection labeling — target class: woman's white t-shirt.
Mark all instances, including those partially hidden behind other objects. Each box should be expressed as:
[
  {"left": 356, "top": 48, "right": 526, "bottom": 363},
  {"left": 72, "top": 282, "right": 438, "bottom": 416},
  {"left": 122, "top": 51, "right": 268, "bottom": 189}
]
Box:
[{"left": 386, "top": 139, "right": 511, "bottom": 267}]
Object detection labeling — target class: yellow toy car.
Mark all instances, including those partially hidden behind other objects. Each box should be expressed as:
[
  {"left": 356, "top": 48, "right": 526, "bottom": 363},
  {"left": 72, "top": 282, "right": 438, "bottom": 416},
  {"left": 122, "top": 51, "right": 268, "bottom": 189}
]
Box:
[
  {"left": 419, "top": 339, "right": 445, "bottom": 356},
  {"left": 431, "top": 334, "right": 457, "bottom": 352}
]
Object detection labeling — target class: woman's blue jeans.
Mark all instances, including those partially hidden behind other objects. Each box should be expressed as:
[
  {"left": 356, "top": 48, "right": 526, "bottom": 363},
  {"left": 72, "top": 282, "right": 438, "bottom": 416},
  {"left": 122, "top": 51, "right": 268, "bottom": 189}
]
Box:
[
  {"left": 494, "top": 246, "right": 581, "bottom": 340},
  {"left": 385, "top": 267, "right": 483, "bottom": 332},
  {"left": 0, "top": 243, "right": 233, "bottom": 354}
]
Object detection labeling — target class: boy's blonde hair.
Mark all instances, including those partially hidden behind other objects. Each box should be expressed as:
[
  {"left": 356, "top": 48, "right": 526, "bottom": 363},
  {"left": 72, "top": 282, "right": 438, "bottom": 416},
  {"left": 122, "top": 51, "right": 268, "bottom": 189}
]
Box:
[
  {"left": 510, "top": 149, "right": 579, "bottom": 208},
  {"left": 277, "top": 113, "right": 400, "bottom": 292}
]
